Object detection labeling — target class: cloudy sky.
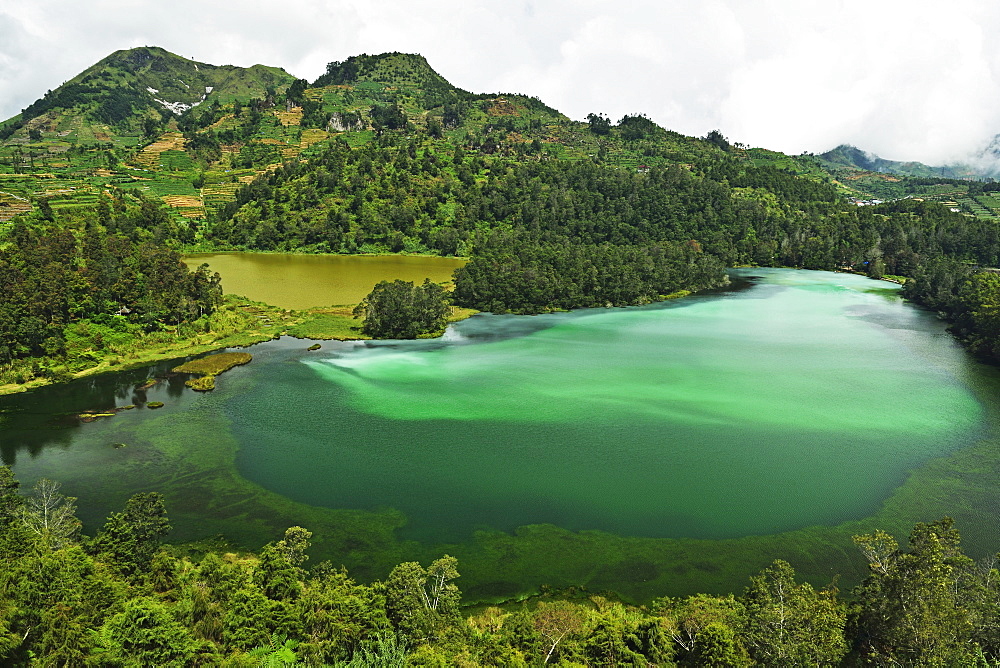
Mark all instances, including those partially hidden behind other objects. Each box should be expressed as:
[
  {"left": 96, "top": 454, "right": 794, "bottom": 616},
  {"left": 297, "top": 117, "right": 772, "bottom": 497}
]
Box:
[{"left": 3, "top": 0, "right": 999, "bottom": 165}]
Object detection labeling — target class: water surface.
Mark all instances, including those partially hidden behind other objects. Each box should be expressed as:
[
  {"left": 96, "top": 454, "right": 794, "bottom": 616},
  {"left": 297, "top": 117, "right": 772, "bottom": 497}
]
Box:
[
  {"left": 234, "top": 269, "right": 983, "bottom": 541},
  {"left": 183, "top": 252, "right": 466, "bottom": 309}
]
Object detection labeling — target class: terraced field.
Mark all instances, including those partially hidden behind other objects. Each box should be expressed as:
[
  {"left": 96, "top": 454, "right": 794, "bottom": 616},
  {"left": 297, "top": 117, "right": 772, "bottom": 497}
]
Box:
[
  {"left": 201, "top": 181, "right": 241, "bottom": 214},
  {"left": 0, "top": 191, "right": 32, "bottom": 221},
  {"left": 132, "top": 132, "right": 186, "bottom": 169}
]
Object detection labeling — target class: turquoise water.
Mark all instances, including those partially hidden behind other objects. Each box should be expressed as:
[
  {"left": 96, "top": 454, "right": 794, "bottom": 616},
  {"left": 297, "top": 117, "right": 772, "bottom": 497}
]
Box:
[
  {"left": 231, "top": 269, "right": 982, "bottom": 540},
  {"left": 1, "top": 268, "right": 994, "bottom": 597}
]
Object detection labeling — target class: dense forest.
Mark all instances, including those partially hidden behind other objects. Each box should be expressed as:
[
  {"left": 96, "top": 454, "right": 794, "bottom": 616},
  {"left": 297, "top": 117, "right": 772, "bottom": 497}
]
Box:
[
  {"left": 0, "top": 467, "right": 996, "bottom": 666},
  {"left": 0, "top": 193, "right": 222, "bottom": 384},
  {"left": 208, "top": 128, "right": 1000, "bottom": 320}
]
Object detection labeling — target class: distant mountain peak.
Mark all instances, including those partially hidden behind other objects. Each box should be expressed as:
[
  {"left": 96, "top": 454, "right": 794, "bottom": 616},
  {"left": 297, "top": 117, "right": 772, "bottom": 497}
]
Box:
[
  {"left": 313, "top": 52, "right": 455, "bottom": 91},
  {"left": 818, "top": 144, "right": 978, "bottom": 180}
]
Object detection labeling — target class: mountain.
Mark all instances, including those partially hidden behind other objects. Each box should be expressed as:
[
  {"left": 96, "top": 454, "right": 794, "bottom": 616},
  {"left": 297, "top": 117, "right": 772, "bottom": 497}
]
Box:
[
  {"left": 817, "top": 144, "right": 973, "bottom": 179},
  {"left": 313, "top": 52, "right": 469, "bottom": 110},
  {"left": 4, "top": 45, "right": 995, "bottom": 226},
  {"left": 1, "top": 46, "right": 732, "bottom": 221},
  {"left": 0, "top": 46, "right": 295, "bottom": 140}
]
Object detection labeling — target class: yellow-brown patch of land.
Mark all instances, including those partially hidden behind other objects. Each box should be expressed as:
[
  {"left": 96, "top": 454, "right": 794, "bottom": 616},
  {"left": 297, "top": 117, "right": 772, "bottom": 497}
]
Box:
[
  {"left": 300, "top": 129, "right": 329, "bottom": 148},
  {"left": 163, "top": 195, "right": 204, "bottom": 208},
  {"left": 133, "top": 132, "right": 186, "bottom": 169},
  {"left": 275, "top": 107, "right": 303, "bottom": 126},
  {"left": 487, "top": 98, "right": 519, "bottom": 116}
]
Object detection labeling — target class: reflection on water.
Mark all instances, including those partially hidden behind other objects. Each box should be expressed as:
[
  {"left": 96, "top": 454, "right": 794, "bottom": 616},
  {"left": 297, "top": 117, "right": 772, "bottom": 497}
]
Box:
[{"left": 0, "top": 361, "right": 187, "bottom": 467}]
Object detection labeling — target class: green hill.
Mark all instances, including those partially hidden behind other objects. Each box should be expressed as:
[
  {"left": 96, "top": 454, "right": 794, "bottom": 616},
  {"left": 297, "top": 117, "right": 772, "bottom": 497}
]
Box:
[
  {"left": 0, "top": 46, "right": 294, "bottom": 142},
  {"left": 0, "top": 47, "right": 733, "bottom": 224}
]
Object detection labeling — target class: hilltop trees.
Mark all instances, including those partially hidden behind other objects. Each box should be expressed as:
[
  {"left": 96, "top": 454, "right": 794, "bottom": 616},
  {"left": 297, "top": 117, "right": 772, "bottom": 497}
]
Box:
[{"left": 586, "top": 112, "right": 611, "bottom": 135}]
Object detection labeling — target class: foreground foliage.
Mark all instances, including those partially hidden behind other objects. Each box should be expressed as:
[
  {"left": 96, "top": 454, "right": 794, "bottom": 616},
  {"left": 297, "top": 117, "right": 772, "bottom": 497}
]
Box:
[{"left": 0, "top": 467, "right": 997, "bottom": 665}]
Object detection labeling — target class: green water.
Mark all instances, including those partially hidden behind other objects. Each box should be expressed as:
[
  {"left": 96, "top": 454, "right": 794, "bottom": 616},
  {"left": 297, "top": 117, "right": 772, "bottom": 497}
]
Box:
[
  {"left": 235, "top": 269, "right": 982, "bottom": 541},
  {"left": 182, "top": 252, "right": 466, "bottom": 308},
  {"left": 3, "top": 268, "right": 999, "bottom": 601}
]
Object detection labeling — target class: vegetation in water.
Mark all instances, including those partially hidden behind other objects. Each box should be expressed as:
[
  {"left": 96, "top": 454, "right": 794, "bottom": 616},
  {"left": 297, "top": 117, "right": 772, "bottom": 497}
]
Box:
[
  {"left": 172, "top": 352, "right": 252, "bottom": 391},
  {"left": 171, "top": 351, "right": 253, "bottom": 375},
  {"left": 0, "top": 466, "right": 996, "bottom": 666},
  {"left": 183, "top": 375, "right": 215, "bottom": 391}
]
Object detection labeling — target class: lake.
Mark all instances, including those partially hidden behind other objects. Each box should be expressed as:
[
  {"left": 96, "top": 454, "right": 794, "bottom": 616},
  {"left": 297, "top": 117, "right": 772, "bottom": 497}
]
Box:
[
  {"left": 3, "top": 267, "right": 1000, "bottom": 601},
  {"left": 182, "top": 252, "right": 466, "bottom": 308}
]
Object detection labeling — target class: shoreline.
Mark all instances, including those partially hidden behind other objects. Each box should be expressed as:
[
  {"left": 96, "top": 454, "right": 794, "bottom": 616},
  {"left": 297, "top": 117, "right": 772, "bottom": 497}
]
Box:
[{"left": 0, "top": 301, "right": 479, "bottom": 397}]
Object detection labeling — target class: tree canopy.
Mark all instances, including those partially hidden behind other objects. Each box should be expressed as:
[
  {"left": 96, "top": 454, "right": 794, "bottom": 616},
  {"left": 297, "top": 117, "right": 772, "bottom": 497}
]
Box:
[{"left": 353, "top": 278, "right": 451, "bottom": 338}]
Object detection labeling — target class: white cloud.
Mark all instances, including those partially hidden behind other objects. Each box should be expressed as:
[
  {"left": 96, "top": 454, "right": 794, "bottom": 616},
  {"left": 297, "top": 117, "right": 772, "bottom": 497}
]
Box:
[{"left": 2, "top": 0, "right": 1000, "bottom": 165}]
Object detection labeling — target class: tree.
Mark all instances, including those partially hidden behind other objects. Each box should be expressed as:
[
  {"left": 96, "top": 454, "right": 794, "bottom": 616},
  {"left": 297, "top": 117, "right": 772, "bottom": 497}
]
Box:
[
  {"left": 370, "top": 104, "right": 407, "bottom": 133},
  {"left": 5, "top": 544, "right": 120, "bottom": 665},
  {"left": 655, "top": 593, "right": 749, "bottom": 665},
  {"left": 20, "top": 478, "right": 80, "bottom": 549},
  {"left": 617, "top": 114, "right": 656, "bottom": 141},
  {"left": 586, "top": 113, "right": 611, "bottom": 136},
  {"left": 275, "top": 526, "right": 312, "bottom": 568},
  {"left": 741, "top": 560, "right": 847, "bottom": 666},
  {"left": 286, "top": 78, "right": 308, "bottom": 106},
  {"left": 384, "top": 556, "right": 461, "bottom": 641},
  {"left": 427, "top": 117, "right": 444, "bottom": 139},
  {"left": 92, "top": 597, "right": 197, "bottom": 667},
  {"left": 850, "top": 518, "right": 977, "bottom": 664},
  {"left": 533, "top": 600, "right": 587, "bottom": 664},
  {"left": 255, "top": 543, "right": 302, "bottom": 601},
  {"left": 89, "top": 491, "right": 171, "bottom": 577},
  {"left": 353, "top": 279, "right": 450, "bottom": 339},
  {"left": 705, "top": 129, "right": 732, "bottom": 152}
]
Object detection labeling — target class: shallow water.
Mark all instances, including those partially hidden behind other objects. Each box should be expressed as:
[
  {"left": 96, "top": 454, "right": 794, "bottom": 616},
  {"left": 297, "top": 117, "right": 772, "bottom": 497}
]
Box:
[{"left": 2, "top": 268, "right": 997, "bottom": 598}]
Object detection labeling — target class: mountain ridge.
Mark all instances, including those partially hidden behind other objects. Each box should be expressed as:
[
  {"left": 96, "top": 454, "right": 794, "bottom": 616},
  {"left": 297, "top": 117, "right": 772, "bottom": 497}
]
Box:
[
  {"left": 4, "top": 45, "right": 1000, "bottom": 223},
  {"left": 818, "top": 142, "right": 999, "bottom": 181}
]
